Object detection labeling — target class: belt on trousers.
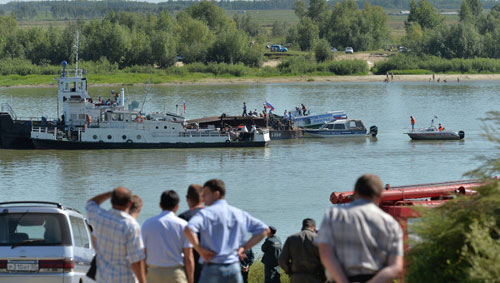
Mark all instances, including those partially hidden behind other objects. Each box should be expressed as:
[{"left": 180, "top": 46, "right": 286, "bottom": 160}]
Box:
[{"left": 205, "top": 262, "right": 235, "bottom": 266}]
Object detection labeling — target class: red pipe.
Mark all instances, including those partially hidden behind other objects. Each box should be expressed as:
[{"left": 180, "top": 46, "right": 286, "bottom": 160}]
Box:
[{"left": 330, "top": 180, "right": 482, "bottom": 204}]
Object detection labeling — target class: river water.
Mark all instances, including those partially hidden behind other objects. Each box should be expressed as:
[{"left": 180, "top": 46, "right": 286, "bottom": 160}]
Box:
[{"left": 1, "top": 80, "right": 499, "bottom": 245}]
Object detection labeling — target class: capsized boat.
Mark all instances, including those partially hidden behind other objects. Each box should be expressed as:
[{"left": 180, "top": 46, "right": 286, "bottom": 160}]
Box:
[
  {"left": 291, "top": 110, "right": 347, "bottom": 128},
  {"left": 304, "top": 119, "right": 377, "bottom": 138}
]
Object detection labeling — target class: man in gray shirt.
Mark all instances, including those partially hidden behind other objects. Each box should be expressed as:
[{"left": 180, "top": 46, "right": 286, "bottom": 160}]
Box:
[{"left": 316, "top": 174, "right": 404, "bottom": 283}]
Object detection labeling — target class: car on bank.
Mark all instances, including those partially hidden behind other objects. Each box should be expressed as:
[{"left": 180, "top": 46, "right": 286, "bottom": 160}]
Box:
[
  {"left": 271, "top": 44, "right": 288, "bottom": 52},
  {"left": 345, "top": 47, "right": 354, "bottom": 54},
  {"left": 0, "top": 201, "right": 94, "bottom": 283}
]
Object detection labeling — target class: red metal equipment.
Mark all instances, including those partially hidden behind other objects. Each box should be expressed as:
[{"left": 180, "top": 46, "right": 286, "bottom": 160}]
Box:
[{"left": 330, "top": 179, "right": 485, "bottom": 238}]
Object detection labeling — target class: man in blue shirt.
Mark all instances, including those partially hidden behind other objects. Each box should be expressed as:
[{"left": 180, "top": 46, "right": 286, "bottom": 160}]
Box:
[{"left": 184, "top": 179, "right": 269, "bottom": 283}]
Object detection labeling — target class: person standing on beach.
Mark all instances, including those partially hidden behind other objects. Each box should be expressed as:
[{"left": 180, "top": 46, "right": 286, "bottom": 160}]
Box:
[
  {"left": 279, "top": 218, "right": 325, "bottom": 283},
  {"left": 85, "top": 187, "right": 146, "bottom": 283},
  {"left": 316, "top": 174, "right": 404, "bottom": 283},
  {"left": 261, "top": 226, "right": 282, "bottom": 283},
  {"left": 410, "top": 116, "right": 415, "bottom": 131},
  {"left": 184, "top": 179, "right": 269, "bottom": 283},
  {"left": 179, "top": 184, "right": 204, "bottom": 283}
]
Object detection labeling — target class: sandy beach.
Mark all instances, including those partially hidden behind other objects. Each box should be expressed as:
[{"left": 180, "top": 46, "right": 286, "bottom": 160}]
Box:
[{"left": 2, "top": 74, "right": 500, "bottom": 88}]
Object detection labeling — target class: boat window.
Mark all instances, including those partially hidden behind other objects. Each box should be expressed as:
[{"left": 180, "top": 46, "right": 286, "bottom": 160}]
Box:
[
  {"left": 93, "top": 135, "right": 98, "bottom": 140},
  {"left": 164, "top": 126, "right": 167, "bottom": 129},
  {"left": 122, "top": 135, "right": 127, "bottom": 140},
  {"left": 71, "top": 82, "right": 76, "bottom": 92},
  {"left": 326, "top": 124, "right": 334, "bottom": 129},
  {"left": 79, "top": 114, "right": 86, "bottom": 120},
  {"left": 119, "top": 114, "right": 124, "bottom": 121},
  {"left": 334, "top": 124, "right": 346, "bottom": 130},
  {"left": 107, "top": 135, "right": 112, "bottom": 140},
  {"left": 131, "top": 114, "right": 137, "bottom": 122},
  {"left": 78, "top": 82, "right": 83, "bottom": 90},
  {"left": 65, "top": 83, "right": 69, "bottom": 91},
  {"left": 71, "top": 114, "right": 77, "bottom": 121},
  {"left": 137, "top": 135, "right": 142, "bottom": 140},
  {"left": 111, "top": 114, "right": 118, "bottom": 121},
  {"left": 103, "top": 113, "right": 108, "bottom": 122},
  {"left": 349, "top": 121, "right": 357, "bottom": 128},
  {"left": 355, "top": 121, "right": 363, "bottom": 128}
]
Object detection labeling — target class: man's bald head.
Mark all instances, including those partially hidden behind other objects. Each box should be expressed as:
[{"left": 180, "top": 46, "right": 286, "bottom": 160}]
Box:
[{"left": 111, "top": 187, "right": 132, "bottom": 208}]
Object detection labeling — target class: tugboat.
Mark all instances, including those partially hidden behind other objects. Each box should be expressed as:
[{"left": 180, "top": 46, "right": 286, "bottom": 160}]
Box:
[
  {"left": 304, "top": 119, "right": 377, "bottom": 138},
  {"left": 30, "top": 62, "right": 269, "bottom": 149}
]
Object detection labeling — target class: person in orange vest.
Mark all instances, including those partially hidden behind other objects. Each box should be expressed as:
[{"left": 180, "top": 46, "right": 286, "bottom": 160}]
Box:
[
  {"left": 410, "top": 116, "right": 415, "bottom": 131},
  {"left": 438, "top": 123, "right": 444, "bottom": 131}
]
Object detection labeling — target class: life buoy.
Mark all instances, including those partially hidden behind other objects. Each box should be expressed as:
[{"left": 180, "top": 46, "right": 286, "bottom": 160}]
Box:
[{"left": 136, "top": 116, "right": 145, "bottom": 123}]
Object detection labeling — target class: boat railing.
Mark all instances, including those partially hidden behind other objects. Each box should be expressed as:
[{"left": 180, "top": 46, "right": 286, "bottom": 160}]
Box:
[
  {"left": 32, "top": 126, "right": 58, "bottom": 135},
  {"left": 61, "top": 69, "right": 84, "bottom": 78},
  {"left": 1, "top": 103, "right": 17, "bottom": 120},
  {"left": 179, "top": 131, "right": 229, "bottom": 138}
]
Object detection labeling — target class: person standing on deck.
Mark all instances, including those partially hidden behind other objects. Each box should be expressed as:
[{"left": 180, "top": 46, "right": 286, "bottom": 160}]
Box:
[
  {"left": 242, "top": 102, "right": 247, "bottom": 116},
  {"left": 410, "top": 116, "right": 415, "bottom": 131}
]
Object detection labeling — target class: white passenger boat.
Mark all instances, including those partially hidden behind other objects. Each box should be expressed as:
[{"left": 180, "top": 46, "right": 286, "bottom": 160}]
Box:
[
  {"left": 291, "top": 110, "right": 347, "bottom": 128},
  {"left": 304, "top": 119, "right": 377, "bottom": 138},
  {"left": 30, "top": 56, "right": 269, "bottom": 149},
  {"left": 405, "top": 127, "right": 464, "bottom": 140}
]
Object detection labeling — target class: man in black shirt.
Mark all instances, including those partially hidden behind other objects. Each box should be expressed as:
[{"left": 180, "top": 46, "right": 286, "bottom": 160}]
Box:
[
  {"left": 240, "top": 248, "right": 255, "bottom": 283},
  {"left": 261, "top": 226, "right": 282, "bottom": 283},
  {"left": 178, "top": 184, "right": 204, "bottom": 283}
]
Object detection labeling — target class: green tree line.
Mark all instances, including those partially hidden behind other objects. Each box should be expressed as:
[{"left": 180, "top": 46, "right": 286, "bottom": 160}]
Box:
[
  {"left": 1, "top": 0, "right": 500, "bottom": 20},
  {"left": 403, "top": 0, "right": 500, "bottom": 59},
  {"left": 0, "top": 2, "right": 263, "bottom": 69}
]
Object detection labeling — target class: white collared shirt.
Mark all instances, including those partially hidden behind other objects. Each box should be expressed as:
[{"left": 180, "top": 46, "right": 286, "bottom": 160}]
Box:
[{"left": 142, "top": 210, "right": 193, "bottom": 267}]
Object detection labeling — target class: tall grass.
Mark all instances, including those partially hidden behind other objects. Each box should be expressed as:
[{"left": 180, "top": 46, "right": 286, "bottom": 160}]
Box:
[
  {"left": 373, "top": 54, "right": 500, "bottom": 75},
  {"left": 279, "top": 56, "right": 369, "bottom": 75}
]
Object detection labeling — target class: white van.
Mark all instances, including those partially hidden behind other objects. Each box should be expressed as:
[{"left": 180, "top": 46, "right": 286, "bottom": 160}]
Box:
[{"left": 0, "top": 201, "right": 94, "bottom": 283}]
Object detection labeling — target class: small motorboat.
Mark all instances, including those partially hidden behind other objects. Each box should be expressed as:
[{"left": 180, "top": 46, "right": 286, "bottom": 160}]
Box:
[
  {"left": 304, "top": 119, "right": 377, "bottom": 138},
  {"left": 405, "top": 119, "right": 464, "bottom": 140},
  {"left": 406, "top": 127, "right": 464, "bottom": 140}
]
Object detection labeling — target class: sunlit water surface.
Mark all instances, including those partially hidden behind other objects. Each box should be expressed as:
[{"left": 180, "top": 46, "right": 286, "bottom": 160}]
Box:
[{"left": 1, "top": 80, "right": 499, "bottom": 247}]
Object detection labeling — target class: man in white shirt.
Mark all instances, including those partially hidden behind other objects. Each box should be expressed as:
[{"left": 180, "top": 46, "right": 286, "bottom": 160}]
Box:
[{"left": 142, "top": 190, "right": 195, "bottom": 283}]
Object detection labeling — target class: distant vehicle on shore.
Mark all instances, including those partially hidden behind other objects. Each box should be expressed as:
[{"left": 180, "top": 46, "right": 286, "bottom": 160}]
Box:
[
  {"left": 271, "top": 44, "right": 288, "bottom": 52},
  {"left": 345, "top": 47, "right": 354, "bottom": 54}
]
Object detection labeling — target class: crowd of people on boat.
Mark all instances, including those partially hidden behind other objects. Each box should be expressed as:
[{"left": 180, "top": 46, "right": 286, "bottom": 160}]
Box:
[{"left": 85, "top": 174, "right": 403, "bottom": 283}]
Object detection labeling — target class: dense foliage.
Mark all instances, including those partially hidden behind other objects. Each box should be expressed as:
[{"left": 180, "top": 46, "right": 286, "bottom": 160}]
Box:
[
  {"left": 2, "top": 0, "right": 500, "bottom": 19},
  {"left": 373, "top": 54, "right": 500, "bottom": 74},
  {"left": 403, "top": 0, "right": 500, "bottom": 59},
  {"left": 0, "top": 3, "right": 263, "bottom": 69},
  {"left": 287, "top": 0, "right": 389, "bottom": 51}
]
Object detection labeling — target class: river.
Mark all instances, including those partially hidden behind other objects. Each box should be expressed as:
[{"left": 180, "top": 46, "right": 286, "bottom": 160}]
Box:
[{"left": 1, "top": 80, "right": 499, "bottom": 246}]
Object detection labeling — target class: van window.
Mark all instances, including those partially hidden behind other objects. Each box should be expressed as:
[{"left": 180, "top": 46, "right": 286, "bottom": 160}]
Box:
[
  {"left": 0, "top": 213, "right": 71, "bottom": 246},
  {"left": 70, "top": 216, "right": 90, "bottom": 248}
]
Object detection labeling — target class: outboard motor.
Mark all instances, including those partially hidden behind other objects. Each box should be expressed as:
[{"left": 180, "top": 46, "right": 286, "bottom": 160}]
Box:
[
  {"left": 369, "top": 125, "right": 378, "bottom": 137},
  {"left": 458, "top": 130, "right": 465, "bottom": 139}
]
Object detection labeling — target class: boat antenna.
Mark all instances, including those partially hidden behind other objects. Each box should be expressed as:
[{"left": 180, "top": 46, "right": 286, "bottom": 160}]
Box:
[
  {"left": 139, "top": 78, "right": 152, "bottom": 114},
  {"left": 74, "top": 31, "right": 79, "bottom": 77}
]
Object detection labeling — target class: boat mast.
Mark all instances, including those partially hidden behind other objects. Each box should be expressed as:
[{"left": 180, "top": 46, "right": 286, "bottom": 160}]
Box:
[{"left": 74, "top": 31, "right": 79, "bottom": 77}]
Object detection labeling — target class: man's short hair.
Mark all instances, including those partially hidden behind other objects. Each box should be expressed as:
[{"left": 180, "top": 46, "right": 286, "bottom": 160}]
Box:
[
  {"left": 111, "top": 187, "right": 132, "bottom": 207},
  {"left": 354, "top": 174, "right": 384, "bottom": 199},
  {"left": 186, "top": 184, "right": 203, "bottom": 204},
  {"left": 160, "top": 190, "right": 180, "bottom": 210},
  {"left": 129, "top": 195, "right": 143, "bottom": 214},
  {"left": 269, "top": 226, "right": 277, "bottom": 235},
  {"left": 302, "top": 218, "right": 316, "bottom": 230},
  {"left": 203, "top": 179, "right": 226, "bottom": 198}
]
